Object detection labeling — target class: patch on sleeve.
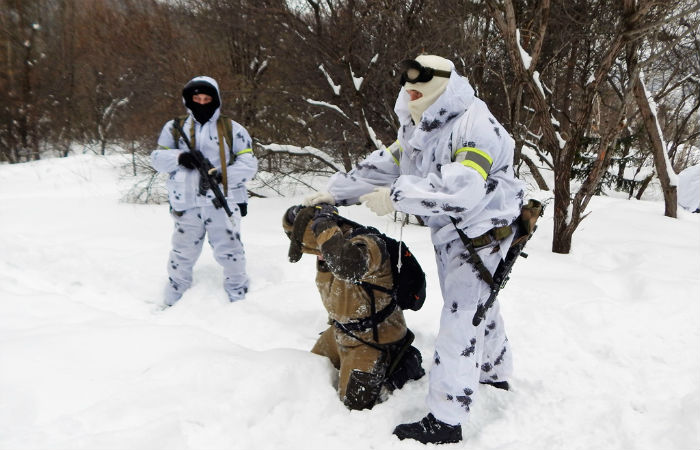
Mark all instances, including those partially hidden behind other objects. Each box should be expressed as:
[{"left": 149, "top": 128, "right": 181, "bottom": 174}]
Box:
[{"left": 453, "top": 146, "right": 493, "bottom": 180}]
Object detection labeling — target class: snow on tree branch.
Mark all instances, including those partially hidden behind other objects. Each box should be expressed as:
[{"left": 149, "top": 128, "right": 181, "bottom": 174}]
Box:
[
  {"left": 516, "top": 29, "right": 532, "bottom": 70},
  {"left": 257, "top": 60, "right": 268, "bottom": 77},
  {"left": 305, "top": 98, "right": 349, "bottom": 119},
  {"left": 554, "top": 131, "right": 566, "bottom": 149},
  {"left": 349, "top": 64, "right": 363, "bottom": 91},
  {"left": 532, "top": 71, "right": 546, "bottom": 99},
  {"left": 100, "top": 96, "right": 130, "bottom": 139},
  {"left": 260, "top": 143, "right": 346, "bottom": 172},
  {"left": 516, "top": 29, "right": 549, "bottom": 102},
  {"left": 361, "top": 108, "right": 382, "bottom": 150},
  {"left": 318, "top": 64, "right": 340, "bottom": 96}
]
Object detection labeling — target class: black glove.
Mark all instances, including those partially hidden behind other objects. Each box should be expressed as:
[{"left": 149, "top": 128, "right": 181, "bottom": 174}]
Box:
[
  {"left": 238, "top": 203, "right": 248, "bottom": 217},
  {"left": 178, "top": 150, "right": 202, "bottom": 169},
  {"left": 311, "top": 203, "right": 339, "bottom": 234}
]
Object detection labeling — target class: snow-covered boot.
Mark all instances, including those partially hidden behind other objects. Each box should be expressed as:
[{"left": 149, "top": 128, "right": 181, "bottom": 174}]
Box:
[
  {"left": 392, "top": 413, "right": 462, "bottom": 444},
  {"left": 344, "top": 369, "right": 384, "bottom": 410}
]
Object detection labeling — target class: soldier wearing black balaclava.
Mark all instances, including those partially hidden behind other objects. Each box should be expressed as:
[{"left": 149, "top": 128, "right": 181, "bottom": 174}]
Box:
[{"left": 151, "top": 76, "right": 258, "bottom": 306}]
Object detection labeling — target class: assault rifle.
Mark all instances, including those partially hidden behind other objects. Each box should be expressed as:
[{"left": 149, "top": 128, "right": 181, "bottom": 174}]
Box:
[
  {"left": 472, "top": 227, "right": 530, "bottom": 326},
  {"left": 173, "top": 120, "right": 233, "bottom": 217},
  {"left": 471, "top": 200, "right": 545, "bottom": 326}
]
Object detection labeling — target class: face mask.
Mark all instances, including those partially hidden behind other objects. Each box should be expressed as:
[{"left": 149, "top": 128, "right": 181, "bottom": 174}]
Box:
[
  {"left": 189, "top": 102, "right": 217, "bottom": 124},
  {"left": 399, "top": 55, "right": 453, "bottom": 124},
  {"left": 182, "top": 79, "right": 220, "bottom": 124},
  {"left": 405, "top": 77, "right": 450, "bottom": 124}
]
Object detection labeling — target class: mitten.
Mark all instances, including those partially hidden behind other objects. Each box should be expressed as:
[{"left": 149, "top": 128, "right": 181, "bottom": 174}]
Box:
[
  {"left": 359, "top": 187, "right": 394, "bottom": 216},
  {"left": 302, "top": 191, "right": 335, "bottom": 206}
]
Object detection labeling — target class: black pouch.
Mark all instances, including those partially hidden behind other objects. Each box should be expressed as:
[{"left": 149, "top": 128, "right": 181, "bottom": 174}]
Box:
[{"left": 169, "top": 205, "right": 185, "bottom": 217}]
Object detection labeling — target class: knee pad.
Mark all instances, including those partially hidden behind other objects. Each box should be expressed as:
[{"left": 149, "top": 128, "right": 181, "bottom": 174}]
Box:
[{"left": 343, "top": 369, "right": 385, "bottom": 410}]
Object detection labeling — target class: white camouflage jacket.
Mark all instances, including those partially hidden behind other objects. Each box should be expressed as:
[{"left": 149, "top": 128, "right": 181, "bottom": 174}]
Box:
[
  {"left": 151, "top": 76, "right": 258, "bottom": 211},
  {"left": 328, "top": 70, "right": 525, "bottom": 250}
]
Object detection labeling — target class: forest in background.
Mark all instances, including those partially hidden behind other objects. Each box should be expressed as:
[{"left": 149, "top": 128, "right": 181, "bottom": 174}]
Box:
[{"left": 2, "top": 0, "right": 699, "bottom": 252}]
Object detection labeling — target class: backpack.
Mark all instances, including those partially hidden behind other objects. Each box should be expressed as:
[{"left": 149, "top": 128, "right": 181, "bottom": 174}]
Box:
[{"left": 352, "top": 226, "right": 426, "bottom": 312}]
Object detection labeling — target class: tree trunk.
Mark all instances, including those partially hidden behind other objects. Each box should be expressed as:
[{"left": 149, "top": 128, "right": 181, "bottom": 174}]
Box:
[
  {"left": 552, "top": 164, "right": 573, "bottom": 254},
  {"left": 623, "top": 0, "right": 677, "bottom": 218},
  {"left": 632, "top": 75, "right": 677, "bottom": 217},
  {"left": 635, "top": 173, "right": 654, "bottom": 200}
]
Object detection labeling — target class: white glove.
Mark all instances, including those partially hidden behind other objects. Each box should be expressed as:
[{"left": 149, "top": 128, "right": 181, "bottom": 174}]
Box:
[
  {"left": 359, "top": 187, "right": 394, "bottom": 216},
  {"left": 302, "top": 190, "right": 335, "bottom": 206}
]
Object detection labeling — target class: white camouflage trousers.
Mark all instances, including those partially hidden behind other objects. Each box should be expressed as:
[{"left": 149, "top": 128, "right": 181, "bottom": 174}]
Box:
[
  {"left": 426, "top": 238, "right": 513, "bottom": 426},
  {"left": 164, "top": 204, "right": 248, "bottom": 305}
]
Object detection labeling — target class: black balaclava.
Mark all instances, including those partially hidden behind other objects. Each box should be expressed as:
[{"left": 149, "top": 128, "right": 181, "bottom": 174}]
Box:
[{"left": 182, "top": 79, "right": 220, "bottom": 125}]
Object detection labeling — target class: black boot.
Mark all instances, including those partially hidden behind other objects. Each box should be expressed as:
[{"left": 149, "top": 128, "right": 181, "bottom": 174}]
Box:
[
  {"left": 385, "top": 345, "right": 425, "bottom": 391},
  {"left": 480, "top": 380, "right": 510, "bottom": 391},
  {"left": 343, "top": 369, "right": 384, "bottom": 410},
  {"left": 393, "top": 413, "right": 462, "bottom": 444}
]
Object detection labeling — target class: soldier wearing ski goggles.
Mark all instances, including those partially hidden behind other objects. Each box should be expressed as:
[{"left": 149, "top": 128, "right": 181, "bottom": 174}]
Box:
[
  {"left": 399, "top": 58, "right": 452, "bottom": 86},
  {"left": 304, "top": 54, "right": 526, "bottom": 445}
]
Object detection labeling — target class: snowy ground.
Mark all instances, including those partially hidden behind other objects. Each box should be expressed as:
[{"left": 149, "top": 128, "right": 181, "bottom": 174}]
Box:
[{"left": 0, "top": 154, "right": 698, "bottom": 450}]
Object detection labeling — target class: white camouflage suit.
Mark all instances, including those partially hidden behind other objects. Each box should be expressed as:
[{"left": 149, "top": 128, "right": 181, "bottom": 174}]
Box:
[
  {"left": 326, "top": 63, "right": 525, "bottom": 426},
  {"left": 151, "top": 76, "right": 258, "bottom": 305}
]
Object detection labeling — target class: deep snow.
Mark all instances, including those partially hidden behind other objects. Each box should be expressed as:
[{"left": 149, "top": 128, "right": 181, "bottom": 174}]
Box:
[{"left": 0, "top": 154, "right": 698, "bottom": 450}]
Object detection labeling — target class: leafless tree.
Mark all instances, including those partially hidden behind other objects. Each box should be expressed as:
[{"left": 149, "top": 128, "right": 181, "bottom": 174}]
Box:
[
  {"left": 0, "top": 0, "right": 46, "bottom": 162},
  {"left": 486, "top": 0, "right": 698, "bottom": 253},
  {"left": 1, "top": 0, "right": 698, "bottom": 238}
]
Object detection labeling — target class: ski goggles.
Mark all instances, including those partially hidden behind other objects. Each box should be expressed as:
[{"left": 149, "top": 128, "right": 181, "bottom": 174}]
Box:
[{"left": 399, "top": 59, "right": 452, "bottom": 86}]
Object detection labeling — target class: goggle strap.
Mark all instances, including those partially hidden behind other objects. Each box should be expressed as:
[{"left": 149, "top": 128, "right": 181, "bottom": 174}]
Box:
[{"left": 431, "top": 69, "right": 452, "bottom": 79}]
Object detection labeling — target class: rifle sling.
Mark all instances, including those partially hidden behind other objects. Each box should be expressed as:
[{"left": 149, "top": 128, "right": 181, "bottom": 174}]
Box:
[
  {"left": 333, "top": 321, "right": 386, "bottom": 352},
  {"left": 216, "top": 118, "right": 228, "bottom": 193},
  {"left": 172, "top": 116, "right": 196, "bottom": 149},
  {"left": 450, "top": 217, "right": 496, "bottom": 288},
  {"left": 185, "top": 117, "right": 196, "bottom": 149}
]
